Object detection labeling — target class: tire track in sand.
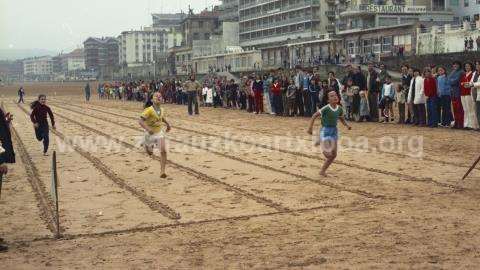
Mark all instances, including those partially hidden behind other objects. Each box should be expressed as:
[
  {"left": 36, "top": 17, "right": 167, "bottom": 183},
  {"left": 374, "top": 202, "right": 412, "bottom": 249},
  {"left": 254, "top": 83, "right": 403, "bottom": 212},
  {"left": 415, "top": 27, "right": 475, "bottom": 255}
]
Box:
[
  {"left": 80, "top": 100, "right": 475, "bottom": 172},
  {"left": 25, "top": 103, "right": 291, "bottom": 212},
  {"left": 49, "top": 102, "right": 384, "bottom": 199},
  {"left": 3, "top": 103, "right": 60, "bottom": 236},
  {"left": 53, "top": 101, "right": 458, "bottom": 190},
  {"left": 15, "top": 102, "right": 181, "bottom": 221}
]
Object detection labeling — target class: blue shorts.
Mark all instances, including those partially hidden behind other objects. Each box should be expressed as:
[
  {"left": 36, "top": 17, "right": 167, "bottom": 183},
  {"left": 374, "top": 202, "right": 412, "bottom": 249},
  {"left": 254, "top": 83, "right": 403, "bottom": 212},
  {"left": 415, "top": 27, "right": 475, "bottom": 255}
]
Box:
[{"left": 320, "top": 127, "right": 338, "bottom": 141}]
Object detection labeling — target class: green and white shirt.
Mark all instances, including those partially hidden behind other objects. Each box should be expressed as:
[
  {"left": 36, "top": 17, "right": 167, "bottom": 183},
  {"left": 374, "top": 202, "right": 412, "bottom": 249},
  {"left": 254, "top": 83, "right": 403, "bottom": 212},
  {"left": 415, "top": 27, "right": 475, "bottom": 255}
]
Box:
[{"left": 319, "top": 104, "right": 344, "bottom": 127}]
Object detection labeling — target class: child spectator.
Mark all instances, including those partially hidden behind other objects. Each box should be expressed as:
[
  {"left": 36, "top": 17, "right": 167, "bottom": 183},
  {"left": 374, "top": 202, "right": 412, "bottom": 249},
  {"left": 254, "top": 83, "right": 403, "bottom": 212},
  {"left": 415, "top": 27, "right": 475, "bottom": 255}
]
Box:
[
  {"left": 359, "top": 90, "right": 370, "bottom": 122},
  {"left": 286, "top": 79, "right": 297, "bottom": 116},
  {"left": 341, "top": 78, "right": 354, "bottom": 120},
  {"left": 395, "top": 84, "right": 406, "bottom": 124},
  {"left": 380, "top": 75, "right": 395, "bottom": 122}
]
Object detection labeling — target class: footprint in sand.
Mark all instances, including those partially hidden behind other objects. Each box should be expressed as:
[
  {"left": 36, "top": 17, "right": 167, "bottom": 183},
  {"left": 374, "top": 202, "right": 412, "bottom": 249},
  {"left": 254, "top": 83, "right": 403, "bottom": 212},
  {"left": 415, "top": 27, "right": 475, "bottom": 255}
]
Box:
[{"left": 137, "top": 167, "right": 149, "bottom": 172}]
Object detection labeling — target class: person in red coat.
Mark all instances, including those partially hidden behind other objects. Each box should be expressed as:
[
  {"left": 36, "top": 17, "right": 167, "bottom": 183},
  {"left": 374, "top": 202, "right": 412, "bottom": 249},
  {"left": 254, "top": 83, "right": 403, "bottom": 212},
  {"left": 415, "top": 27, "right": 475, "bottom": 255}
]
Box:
[
  {"left": 423, "top": 68, "right": 439, "bottom": 127},
  {"left": 271, "top": 79, "right": 283, "bottom": 115},
  {"left": 460, "top": 62, "right": 478, "bottom": 129},
  {"left": 252, "top": 75, "right": 264, "bottom": 114}
]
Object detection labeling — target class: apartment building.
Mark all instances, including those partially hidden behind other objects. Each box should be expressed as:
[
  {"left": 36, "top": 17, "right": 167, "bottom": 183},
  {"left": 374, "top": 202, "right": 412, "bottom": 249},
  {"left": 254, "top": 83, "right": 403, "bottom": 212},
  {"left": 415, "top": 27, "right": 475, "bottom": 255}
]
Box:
[
  {"left": 62, "top": 49, "right": 85, "bottom": 73},
  {"left": 238, "top": 0, "right": 336, "bottom": 48},
  {"left": 181, "top": 10, "right": 220, "bottom": 48},
  {"left": 219, "top": 0, "right": 240, "bottom": 22},
  {"left": 118, "top": 27, "right": 169, "bottom": 67},
  {"left": 451, "top": 0, "right": 480, "bottom": 22},
  {"left": 336, "top": 0, "right": 454, "bottom": 59},
  {"left": 23, "top": 56, "right": 53, "bottom": 76},
  {"left": 83, "top": 37, "right": 119, "bottom": 71},
  {"left": 168, "top": 9, "right": 220, "bottom": 75},
  {"left": 237, "top": 0, "right": 336, "bottom": 68}
]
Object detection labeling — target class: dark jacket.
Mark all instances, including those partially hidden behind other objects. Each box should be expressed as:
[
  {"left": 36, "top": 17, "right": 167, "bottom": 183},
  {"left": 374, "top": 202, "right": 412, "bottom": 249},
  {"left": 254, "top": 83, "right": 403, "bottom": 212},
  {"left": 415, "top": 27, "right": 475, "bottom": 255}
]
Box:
[
  {"left": 367, "top": 70, "right": 379, "bottom": 93},
  {"left": 0, "top": 109, "right": 15, "bottom": 164},
  {"left": 252, "top": 80, "right": 263, "bottom": 93}
]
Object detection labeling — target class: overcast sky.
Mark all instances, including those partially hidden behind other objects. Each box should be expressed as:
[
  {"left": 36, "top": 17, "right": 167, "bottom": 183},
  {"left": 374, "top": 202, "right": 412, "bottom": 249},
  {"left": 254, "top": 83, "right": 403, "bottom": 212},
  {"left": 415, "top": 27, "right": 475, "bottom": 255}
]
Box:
[{"left": 0, "top": 0, "right": 220, "bottom": 53}]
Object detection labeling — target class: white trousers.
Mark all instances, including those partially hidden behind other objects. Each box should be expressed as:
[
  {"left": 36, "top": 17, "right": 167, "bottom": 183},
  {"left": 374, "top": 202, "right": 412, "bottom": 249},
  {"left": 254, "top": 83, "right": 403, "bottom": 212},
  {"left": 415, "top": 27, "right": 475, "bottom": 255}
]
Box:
[{"left": 461, "top": 95, "right": 479, "bottom": 129}]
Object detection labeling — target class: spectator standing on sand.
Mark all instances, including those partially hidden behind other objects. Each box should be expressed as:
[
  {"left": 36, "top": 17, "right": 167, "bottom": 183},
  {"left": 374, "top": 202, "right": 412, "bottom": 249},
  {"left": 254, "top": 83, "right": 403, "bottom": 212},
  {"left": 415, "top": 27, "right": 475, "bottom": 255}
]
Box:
[
  {"left": 423, "top": 68, "right": 439, "bottom": 127},
  {"left": 252, "top": 75, "right": 264, "bottom": 114},
  {"left": 271, "top": 79, "right": 283, "bottom": 115},
  {"left": 395, "top": 84, "right": 406, "bottom": 124},
  {"left": 84, "top": 82, "right": 91, "bottom": 102},
  {"left": 436, "top": 66, "right": 453, "bottom": 127},
  {"left": 449, "top": 61, "right": 464, "bottom": 129},
  {"left": 470, "top": 61, "right": 480, "bottom": 128},
  {"left": 400, "top": 65, "right": 413, "bottom": 124},
  {"left": 17, "top": 87, "right": 25, "bottom": 104},
  {"left": 286, "top": 79, "right": 297, "bottom": 116},
  {"left": 366, "top": 63, "right": 380, "bottom": 122},
  {"left": 408, "top": 69, "right": 425, "bottom": 126},
  {"left": 184, "top": 75, "right": 201, "bottom": 116},
  {"left": 460, "top": 62, "right": 478, "bottom": 129},
  {"left": 0, "top": 106, "right": 15, "bottom": 253},
  {"left": 30, "top": 95, "right": 55, "bottom": 156},
  {"left": 380, "top": 75, "right": 395, "bottom": 123}
]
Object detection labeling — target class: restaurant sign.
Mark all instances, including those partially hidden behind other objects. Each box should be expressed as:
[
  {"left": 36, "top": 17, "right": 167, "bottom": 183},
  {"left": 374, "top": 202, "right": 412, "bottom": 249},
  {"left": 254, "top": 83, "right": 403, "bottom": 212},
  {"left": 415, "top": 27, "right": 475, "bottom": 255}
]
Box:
[{"left": 360, "top": 5, "right": 427, "bottom": 14}]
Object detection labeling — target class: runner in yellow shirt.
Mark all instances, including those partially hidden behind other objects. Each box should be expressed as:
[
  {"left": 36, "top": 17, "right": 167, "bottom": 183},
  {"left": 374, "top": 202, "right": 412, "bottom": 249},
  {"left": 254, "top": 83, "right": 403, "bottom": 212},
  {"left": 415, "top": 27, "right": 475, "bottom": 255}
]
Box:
[{"left": 139, "top": 92, "right": 171, "bottom": 178}]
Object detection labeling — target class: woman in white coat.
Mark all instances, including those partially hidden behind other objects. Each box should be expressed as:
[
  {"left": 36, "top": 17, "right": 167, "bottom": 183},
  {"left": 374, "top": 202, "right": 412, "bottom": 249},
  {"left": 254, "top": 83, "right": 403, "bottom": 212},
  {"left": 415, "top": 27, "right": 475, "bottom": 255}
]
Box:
[
  {"left": 408, "top": 68, "right": 426, "bottom": 126},
  {"left": 205, "top": 84, "right": 214, "bottom": 107},
  {"left": 469, "top": 61, "right": 480, "bottom": 129}
]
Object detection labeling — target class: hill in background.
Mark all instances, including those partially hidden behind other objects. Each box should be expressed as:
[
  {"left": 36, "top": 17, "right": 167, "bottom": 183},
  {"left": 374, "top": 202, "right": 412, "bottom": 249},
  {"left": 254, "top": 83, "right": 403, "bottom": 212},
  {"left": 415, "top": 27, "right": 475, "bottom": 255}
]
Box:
[{"left": 0, "top": 48, "right": 58, "bottom": 60}]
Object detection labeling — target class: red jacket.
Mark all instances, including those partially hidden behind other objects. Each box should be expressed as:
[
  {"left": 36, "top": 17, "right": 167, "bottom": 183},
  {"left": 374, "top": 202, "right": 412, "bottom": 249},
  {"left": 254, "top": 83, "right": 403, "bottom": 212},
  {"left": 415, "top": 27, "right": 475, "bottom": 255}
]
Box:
[
  {"left": 423, "top": 76, "right": 438, "bottom": 98},
  {"left": 271, "top": 83, "right": 281, "bottom": 95},
  {"left": 460, "top": 71, "right": 473, "bottom": 96}
]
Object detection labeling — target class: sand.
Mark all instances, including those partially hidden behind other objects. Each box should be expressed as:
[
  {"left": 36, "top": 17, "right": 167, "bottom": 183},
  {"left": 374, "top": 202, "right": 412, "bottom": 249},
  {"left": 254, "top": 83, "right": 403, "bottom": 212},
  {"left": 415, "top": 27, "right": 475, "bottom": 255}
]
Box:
[{"left": 0, "top": 82, "right": 479, "bottom": 269}]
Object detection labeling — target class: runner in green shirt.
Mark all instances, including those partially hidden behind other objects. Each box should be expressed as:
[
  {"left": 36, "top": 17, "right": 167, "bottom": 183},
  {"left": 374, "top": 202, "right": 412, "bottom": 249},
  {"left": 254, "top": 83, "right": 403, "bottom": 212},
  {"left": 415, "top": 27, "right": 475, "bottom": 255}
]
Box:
[{"left": 308, "top": 91, "right": 351, "bottom": 177}]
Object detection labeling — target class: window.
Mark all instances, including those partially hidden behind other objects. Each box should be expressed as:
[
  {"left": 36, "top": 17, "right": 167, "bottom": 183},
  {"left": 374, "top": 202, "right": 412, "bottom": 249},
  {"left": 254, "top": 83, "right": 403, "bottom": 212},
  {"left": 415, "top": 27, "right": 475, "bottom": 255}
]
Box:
[
  {"left": 347, "top": 41, "right": 356, "bottom": 55},
  {"left": 199, "top": 21, "right": 204, "bottom": 28},
  {"left": 465, "top": 0, "right": 469, "bottom": 7},
  {"left": 382, "top": 36, "right": 392, "bottom": 52},
  {"left": 450, "top": 0, "right": 459, "bottom": 6},
  {"left": 193, "top": 33, "right": 200, "bottom": 40},
  {"left": 204, "top": 33, "right": 210, "bottom": 40},
  {"left": 363, "top": 39, "right": 372, "bottom": 54},
  {"left": 373, "top": 38, "right": 381, "bottom": 53}
]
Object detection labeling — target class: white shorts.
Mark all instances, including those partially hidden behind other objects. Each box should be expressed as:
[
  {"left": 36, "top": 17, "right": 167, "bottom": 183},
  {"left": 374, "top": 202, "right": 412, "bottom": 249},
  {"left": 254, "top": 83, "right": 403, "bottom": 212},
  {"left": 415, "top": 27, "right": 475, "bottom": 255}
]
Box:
[{"left": 141, "top": 130, "right": 166, "bottom": 148}]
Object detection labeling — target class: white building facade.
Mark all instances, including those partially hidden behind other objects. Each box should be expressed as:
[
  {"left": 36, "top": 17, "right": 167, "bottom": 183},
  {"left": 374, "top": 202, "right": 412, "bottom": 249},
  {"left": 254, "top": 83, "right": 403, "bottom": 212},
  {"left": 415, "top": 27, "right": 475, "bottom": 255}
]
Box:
[
  {"left": 61, "top": 49, "right": 85, "bottom": 73},
  {"left": 238, "top": 0, "right": 336, "bottom": 48},
  {"left": 451, "top": 0, "right": 480, "bottom": 23},
  {"left": 417, "top": 21, "right": 480, "bottom": 54},
  {"left": 118, "top": 27, "right": 169, "bottom": 67},
  {"left": 23, "top": 57, "right": 53, "bottom": 76}
]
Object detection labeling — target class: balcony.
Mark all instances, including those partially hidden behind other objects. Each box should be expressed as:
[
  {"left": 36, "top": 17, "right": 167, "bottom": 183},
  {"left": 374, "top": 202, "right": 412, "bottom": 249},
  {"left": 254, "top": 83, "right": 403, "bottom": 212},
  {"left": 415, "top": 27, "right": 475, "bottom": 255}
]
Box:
[
  {"left": 240, "top": 0, "right": 281, "bottom": 10},
  {"left": 326, "top": 25, "right": 336, "bottom": 32},
  {"left": 240, "top": 0, "right": 320, "bottom": 19},
  {"left": 240, "top": 16, "right": 320, "bottom": 33}
]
